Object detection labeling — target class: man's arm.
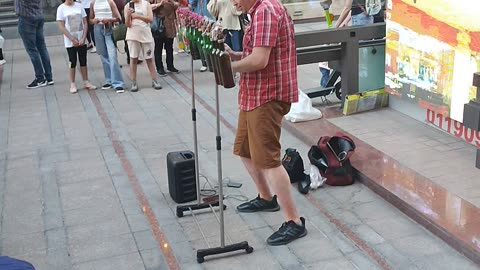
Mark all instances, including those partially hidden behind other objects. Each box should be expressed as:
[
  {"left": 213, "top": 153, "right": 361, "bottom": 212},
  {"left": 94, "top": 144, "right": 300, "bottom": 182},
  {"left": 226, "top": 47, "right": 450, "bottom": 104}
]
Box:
[{"left": 231, "top": 46, "right": 271, "bottom": 73}]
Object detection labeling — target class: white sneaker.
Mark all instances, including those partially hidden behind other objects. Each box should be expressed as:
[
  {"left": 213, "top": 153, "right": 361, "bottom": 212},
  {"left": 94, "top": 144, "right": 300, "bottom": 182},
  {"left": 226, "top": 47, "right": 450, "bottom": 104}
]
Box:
[
  {"left": 90, "top": 46, "right": 97, "bottom": 53},
  {"left": 0, "top": 59, "right": 6, "bottom": 65},
  {"left": 200, "top": 66, "right": 208, "bottom": 72},
  {"left": 152, "top": 80, "right": 162, "bottom": 90}
]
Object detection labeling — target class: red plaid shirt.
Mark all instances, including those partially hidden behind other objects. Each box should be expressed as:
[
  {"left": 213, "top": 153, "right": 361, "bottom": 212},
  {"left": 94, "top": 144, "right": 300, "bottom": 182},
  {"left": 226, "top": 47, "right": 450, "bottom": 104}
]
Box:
[{"left": 238, "top": 0, "right": 298, "bottom": 111}]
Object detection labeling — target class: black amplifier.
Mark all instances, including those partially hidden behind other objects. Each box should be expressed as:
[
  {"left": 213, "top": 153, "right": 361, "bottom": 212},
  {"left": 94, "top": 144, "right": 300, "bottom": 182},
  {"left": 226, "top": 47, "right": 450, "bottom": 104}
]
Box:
[{"left": 167, "top": 150, "right": 197, "bottom": 203}]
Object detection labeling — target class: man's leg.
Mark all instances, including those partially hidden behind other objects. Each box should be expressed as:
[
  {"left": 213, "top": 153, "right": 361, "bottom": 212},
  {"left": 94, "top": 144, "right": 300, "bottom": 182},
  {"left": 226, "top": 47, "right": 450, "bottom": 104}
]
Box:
[
  {"left": 319, "top": 67, "right": 330, "bottom": 87},
  {"left": 264, "top": 165, "right": 300, "bottom": 223},
  {"left": 153, "top": 36, "right": 165, "bottom": 74},
  {"left": 234, "top": 109, "right": 279, "bottom": 213},
  {"left": 164, "top": 38, "right": 176, "bottom": 70},
  {"left": 18, "top": 17, "right": 45, "bottom": 81},
  {"left": 36, "top": 18, "right": 53, "bottom": 82},
  {"left": 240, "top": 157, "right": 272, "bottom": 200},
  {"left": 236, "top": 101, "right": 306, "bottom": 245},
  {"left": 229, "top": 30, "right": 242, "bottom": 52}
]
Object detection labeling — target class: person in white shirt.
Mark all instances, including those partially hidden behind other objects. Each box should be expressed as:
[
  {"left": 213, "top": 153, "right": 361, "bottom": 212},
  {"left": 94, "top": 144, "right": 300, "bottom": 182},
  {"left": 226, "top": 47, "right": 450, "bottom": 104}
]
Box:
[
  {"left": 124, "top": 0, "right": 162, "bottom": 92},
  {"left": 79, "top": 0, "right": 96, "bottom": 52},
  {"left": 90, "top": 0, "right": 126, "bottom": 93},
  {"left": 57, "top": 0, "right": 97, "bottom": 93},
  {"left": 207, "top": 0, "right": 242, "bottom": 51}
]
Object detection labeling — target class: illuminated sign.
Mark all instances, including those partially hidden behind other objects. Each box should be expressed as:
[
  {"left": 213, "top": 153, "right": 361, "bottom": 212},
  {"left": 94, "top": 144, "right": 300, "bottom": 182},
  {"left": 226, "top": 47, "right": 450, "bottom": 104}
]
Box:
[{"left": 385, "top": 0, "right": 480, "bottom": 122}]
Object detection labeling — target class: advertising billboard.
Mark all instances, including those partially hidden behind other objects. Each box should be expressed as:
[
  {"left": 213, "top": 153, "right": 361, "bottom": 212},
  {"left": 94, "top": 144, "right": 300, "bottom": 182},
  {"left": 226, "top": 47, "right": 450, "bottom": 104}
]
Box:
[{"left": 385, "top": 0, "right": 480, "bottom": 122}]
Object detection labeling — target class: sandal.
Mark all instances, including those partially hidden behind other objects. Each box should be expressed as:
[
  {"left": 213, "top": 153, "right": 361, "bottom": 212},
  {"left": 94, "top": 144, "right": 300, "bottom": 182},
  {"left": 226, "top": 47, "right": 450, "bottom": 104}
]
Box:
[{"left": 84, "top": 81, "right": 97, "bottom": 90}]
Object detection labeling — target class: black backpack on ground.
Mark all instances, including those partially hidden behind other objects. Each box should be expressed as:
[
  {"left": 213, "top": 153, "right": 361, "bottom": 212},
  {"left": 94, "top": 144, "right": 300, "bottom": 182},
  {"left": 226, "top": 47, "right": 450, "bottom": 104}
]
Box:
[{"left": 282, "top": 148, "right": 304, "bottom": 184}]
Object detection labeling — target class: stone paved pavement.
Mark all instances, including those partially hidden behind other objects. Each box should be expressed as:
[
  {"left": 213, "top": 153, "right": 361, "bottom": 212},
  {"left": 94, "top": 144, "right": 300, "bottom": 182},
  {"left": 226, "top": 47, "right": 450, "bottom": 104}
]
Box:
[{"left": 0, "top": 35, "right": 478, "bottom": 270}]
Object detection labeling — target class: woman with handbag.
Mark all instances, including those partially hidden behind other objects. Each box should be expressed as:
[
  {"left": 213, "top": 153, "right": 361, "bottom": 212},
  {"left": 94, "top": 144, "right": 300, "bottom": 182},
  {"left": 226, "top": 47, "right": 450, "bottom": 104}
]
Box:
[
  {"left": 151, "top": 0, "right": 180, "bottom": 76},
  {"left": 90, "top": 0, "right": 126, "bottom": 93},
  {"left": 57, "top": 0, "right": 97, "bottom": 93},
  {"left": 124, "top": 0, "right": 162, "bottom": 92}
]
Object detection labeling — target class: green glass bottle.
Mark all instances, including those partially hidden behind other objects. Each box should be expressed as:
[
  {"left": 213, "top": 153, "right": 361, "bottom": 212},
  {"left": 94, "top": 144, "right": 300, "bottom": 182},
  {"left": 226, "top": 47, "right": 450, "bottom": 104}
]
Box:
[
  {"left": 189, "top": 22, "right": 201, "bottom": 60},
  {"left": 202, "top": 27, "right": 214, "bottom": 72}
]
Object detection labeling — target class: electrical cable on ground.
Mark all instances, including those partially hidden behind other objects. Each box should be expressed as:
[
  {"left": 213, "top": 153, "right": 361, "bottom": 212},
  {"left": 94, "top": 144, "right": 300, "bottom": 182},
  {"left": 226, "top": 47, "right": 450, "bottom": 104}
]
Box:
[{"left": 199, "top": 173, "right": 249, "bottom": 202}]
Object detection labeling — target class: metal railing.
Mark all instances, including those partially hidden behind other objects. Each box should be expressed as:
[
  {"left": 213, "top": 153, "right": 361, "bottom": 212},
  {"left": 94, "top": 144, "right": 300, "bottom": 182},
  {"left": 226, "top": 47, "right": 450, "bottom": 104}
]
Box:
[{"left": 295, "top": 23, "right": 386, "bottom": 103}]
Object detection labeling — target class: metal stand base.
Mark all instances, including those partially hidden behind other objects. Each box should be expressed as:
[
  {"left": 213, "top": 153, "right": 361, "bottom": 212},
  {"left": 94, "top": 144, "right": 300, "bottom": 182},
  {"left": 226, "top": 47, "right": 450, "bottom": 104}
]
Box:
[
  {"left": 197, "top": 241, "right": 253, "bottom": 263},
  {"left": 176, "top": 201, "right": 226, "bottom": 217},
  {"left": 320, "top": 96, "right": 332, "bottom": 105}
]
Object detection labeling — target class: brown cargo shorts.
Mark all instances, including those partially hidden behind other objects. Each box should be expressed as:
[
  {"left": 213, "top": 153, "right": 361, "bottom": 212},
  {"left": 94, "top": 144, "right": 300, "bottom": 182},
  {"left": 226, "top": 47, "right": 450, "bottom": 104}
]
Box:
[{"left": 233, "top": 100, "right": 291, "bottom": 169}]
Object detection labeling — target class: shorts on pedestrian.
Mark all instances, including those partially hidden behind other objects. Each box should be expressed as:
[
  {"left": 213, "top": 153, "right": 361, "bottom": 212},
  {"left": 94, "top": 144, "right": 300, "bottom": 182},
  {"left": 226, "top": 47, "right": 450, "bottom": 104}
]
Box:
[
  {"left": 127, "top": 40, "right": 154, "bottom": 59},
  {"left": 66, "top": 45, "right": 88, "bottom": 68},
  {"left": 233, "top": 100, "right": 291, "bottom": 169}
]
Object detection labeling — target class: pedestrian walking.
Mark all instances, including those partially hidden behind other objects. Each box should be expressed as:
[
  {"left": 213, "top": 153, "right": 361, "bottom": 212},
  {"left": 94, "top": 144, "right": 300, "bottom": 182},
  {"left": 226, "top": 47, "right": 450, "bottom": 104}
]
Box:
[
  {"left": 228, "top": 0, "right": 307, "bottom": 245},
  {"left": 124, "top": 0, "right": 162, "bottom": 92},
  {"left": 90, "top": 0, "right": 126, "bottom": 93},
  {"left": 57, "top": 0, "right": 97, "bottom": 94},
  {"left": 15, "top": 0, "right": 54, "bottom": 88}
]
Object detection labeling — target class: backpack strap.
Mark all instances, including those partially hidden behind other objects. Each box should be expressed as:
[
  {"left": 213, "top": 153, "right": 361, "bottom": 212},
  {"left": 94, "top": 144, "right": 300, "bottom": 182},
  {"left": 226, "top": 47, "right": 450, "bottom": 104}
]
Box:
[
  {"left": 333, "top": 132, "right": 356, "bottom": 160},
  {"left": 318, "top": 136, "right": 341, "bottom": 169}
]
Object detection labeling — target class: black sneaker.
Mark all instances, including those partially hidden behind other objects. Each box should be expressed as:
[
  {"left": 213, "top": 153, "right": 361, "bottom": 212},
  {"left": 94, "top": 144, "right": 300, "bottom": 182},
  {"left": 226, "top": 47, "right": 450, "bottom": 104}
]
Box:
[
  {"left": 47, "top": 80, "right": 54, "bottom": 85},
  {"left": 157, "top": 68, "right": 167, "bottom": 77},
  {"left": 101, "top": 84, "right": 112, "bottom": 90},
  {"left": 267, "top": 217, "right": 307, "bottom": 246},
  {"left": 27, "top": 78, "right": 47, "bottom": 89},
  {"left": 167, "top": 67, "right": 179, "bottom": 73},
  {"left": 115, "top": 86, "right": 125, "bottom": 93},
  {"left": 236, "top": 194, "right": 280, "bottom": 213}
]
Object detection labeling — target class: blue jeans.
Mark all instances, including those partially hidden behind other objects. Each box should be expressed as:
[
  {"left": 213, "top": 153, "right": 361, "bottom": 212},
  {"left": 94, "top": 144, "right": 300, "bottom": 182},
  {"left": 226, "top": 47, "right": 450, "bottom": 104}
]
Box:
[
  {"left": 94, "top": 25, "right": 124, "bottom": 88},
  {"left": 319, "top": 67, "right": 330, "bottom": 87},
  {"left": 18, "top": 17, "right": 53, "bottom": 81},
  {"left": 351, "top": 13, "right": 374, "bottom": 26},
  {"left": 224, "top": 30, "right": 241, "bottom": 52}
]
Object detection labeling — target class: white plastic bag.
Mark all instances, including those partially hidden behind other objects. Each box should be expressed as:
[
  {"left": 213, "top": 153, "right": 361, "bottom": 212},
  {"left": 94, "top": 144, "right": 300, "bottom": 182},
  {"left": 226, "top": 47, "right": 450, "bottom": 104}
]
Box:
[
  {"left": 285, "top": 90, "right": 323, "bottom": 123},
  {"left": 309, "top": 164, "right": 326, "bottom": 189}
]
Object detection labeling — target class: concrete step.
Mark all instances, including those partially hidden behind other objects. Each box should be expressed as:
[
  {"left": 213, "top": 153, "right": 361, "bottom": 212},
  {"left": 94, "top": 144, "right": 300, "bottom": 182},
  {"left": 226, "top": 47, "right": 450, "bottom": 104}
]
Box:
[
  {"left": 0, "top": 0, "right": 13, "bottom": 7},
  {"left": 0, "top": 11, "right": 15, "bottom": 20},
  {"left": 0, "top": 6, "right": 13, "bottom": 12},
  {"left": 0, "top": 17, "right": 17, "bottom": 28}
]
